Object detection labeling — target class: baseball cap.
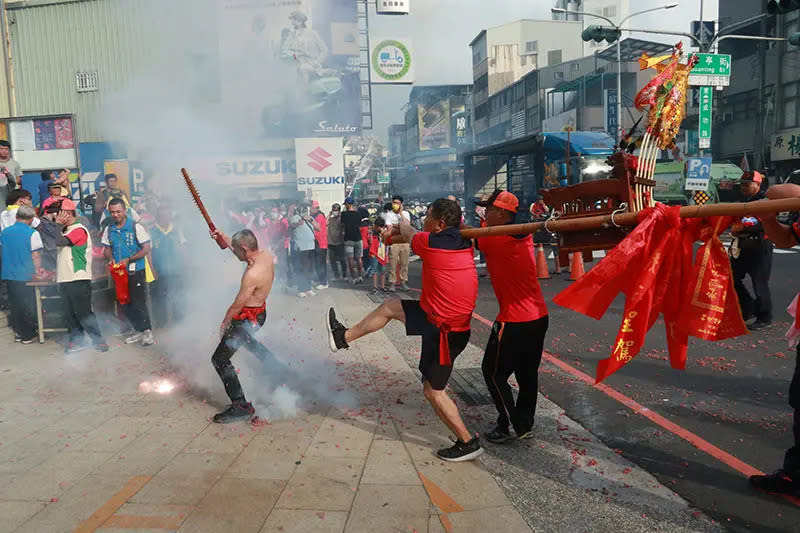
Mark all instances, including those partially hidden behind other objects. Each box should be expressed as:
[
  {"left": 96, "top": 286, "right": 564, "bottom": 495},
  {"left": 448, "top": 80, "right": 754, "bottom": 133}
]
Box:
[
  {"left": 311, "top": 200, "right": 320, "bottom": 208},
  {"left": 740, "top": 170, "right": 764, "bottom": 184},
  {"left": 48, "top": 181, "right": 62, "bottom": 190},
  {"left": 344, "top": 197, "right": 354, "bottom": 205},
  {"left": 59, "top": 198, "right": 77, "bottom": 211},
  {"left": 475, "top": 189, "right": 519, "bottom": 213}
]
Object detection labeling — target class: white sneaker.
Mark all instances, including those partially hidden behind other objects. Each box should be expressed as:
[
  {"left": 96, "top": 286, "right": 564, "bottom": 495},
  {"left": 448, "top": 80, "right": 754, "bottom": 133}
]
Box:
[
  {"left": 124, "top": 332, "right": 144, "bottom": 344},
  {"left": 141, "top": 330, "right": 154, "bottom": 346},
  {"left": 315, "top": 284, "right": 328, "bottom": 290},
  {"left": 307, "top": 290, "right": 317, "bottom": 296},
  {"left": 297, "top": 291, "right": 308, "bottom": 298}
]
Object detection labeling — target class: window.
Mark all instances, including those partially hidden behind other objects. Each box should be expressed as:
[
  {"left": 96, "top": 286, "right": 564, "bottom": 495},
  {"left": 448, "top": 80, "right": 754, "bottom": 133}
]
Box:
[
  {"left": 554, "top": 71, "right": 564, "bottom": 81},
  {"left": 571, "top": 63, "right": 580, "bottom": 72},
  {"left": 521, "top": 55, "right": 527, "bottom": 66},
  {"left": 603, "top": 5, "right": 617, "bottom": 18},
  {"left": 76, "top": 71, "right": 99, "bottom": 92},
  {"left": 547, "top": 49, "right": 563, "bottom": 66},
  {"left": 783, "top": 81, "right": 800, "bottom": 128},
  {"left": 525, "top": 40, "right": 538, "bottom": 54}
]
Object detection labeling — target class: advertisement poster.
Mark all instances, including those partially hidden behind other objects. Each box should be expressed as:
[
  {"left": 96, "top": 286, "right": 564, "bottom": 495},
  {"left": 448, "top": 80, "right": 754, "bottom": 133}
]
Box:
[
  {"left": 54, "top": 118, "right": 74, "bottom": 149},
  {"left": 219, "top": 0, "right": 361, "bottom": 139},
  {"left": 294, "top": 137, "right": 345, "bottom": 191},
  {"left": 418, "top": 100, "right": 451, "bottom": 151},
  {"left": 34, "top": 119, "right": 56, "bottom": 150},
  {"left": 371, "top": 38, "right": 413, "bottom": 84}
]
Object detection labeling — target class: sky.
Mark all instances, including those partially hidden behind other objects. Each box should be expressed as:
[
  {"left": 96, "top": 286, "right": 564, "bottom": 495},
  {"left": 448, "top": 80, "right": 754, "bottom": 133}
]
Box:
[{"left": 367, "top": 0, "right": 720, "bottom": 143}]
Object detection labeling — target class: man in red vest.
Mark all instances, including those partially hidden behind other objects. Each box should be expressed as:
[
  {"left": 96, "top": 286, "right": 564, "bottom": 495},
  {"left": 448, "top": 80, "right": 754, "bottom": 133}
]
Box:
[
  {"left": 475, "top": 190, "right": 548, "bottom": 443},
  {"left": 326, "top": 198, "right": 483, "bottom": 462}
]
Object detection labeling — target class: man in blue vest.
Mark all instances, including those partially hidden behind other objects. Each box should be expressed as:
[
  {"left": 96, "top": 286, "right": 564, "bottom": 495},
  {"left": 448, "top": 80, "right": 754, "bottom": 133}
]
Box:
[
  {"left": 0, "top": 205, "right": 43, "bottom": 343},
  {"left": 101, "top": 198, "right": 154, "bottom": 346}
]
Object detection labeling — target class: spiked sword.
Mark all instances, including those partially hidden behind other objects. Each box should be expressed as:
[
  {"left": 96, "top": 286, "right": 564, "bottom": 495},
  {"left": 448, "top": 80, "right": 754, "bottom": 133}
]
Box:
[{"left": 181, "top": 168, "right": 228, "bottom": 250}]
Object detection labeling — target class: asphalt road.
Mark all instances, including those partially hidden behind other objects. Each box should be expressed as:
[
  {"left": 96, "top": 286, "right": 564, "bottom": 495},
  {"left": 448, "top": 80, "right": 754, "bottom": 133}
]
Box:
[{"left": 399, "top": 246, "right": 800, "bottom": 533}]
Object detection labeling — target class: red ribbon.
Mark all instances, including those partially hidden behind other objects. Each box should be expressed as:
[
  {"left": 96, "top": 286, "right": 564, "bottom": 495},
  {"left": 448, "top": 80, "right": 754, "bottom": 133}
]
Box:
[
  {"left": 425, "top": 312, "right": 471, "bottom": 366},
  {"left": 553, "top": 204, "right": 747, "bottom": 383}
]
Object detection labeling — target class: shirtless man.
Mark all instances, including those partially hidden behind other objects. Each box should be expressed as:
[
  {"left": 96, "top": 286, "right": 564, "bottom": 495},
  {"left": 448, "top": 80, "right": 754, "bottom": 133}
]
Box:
[{"left": 209, "top": 228, "right": 279, "bottom": 423}]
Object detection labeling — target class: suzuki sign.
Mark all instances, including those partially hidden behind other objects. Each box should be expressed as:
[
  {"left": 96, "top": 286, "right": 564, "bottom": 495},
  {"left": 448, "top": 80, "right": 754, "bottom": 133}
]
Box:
[{"left": 295, "top": 137, "right": 345, "bottom": 192}]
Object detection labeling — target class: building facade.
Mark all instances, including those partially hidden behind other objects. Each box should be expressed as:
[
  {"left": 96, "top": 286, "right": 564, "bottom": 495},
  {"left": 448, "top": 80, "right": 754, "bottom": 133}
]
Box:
[
  {"left": 388, "top": 85, "right": 472, "bottom": 201},
  {"left": 551, "top": 0, "right": 632, "bottom": 55},
  {"left": 470, "top": 19, "right": 584, "bottom": 143}
]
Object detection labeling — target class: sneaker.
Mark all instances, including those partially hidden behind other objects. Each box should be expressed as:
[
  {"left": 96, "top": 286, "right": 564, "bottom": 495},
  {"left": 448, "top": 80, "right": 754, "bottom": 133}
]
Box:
[
  {"left": 212, "top": 402, "right": 255, "bottom": 424},
  {"left": 65, "top": 342, "right": 88, "bottom": 354},
  {"left": 316, "top": 284, "right": 329, "bottom": 290},
  {"left": 381, "top": 287, "right": 391, "bottom": 293},
  {"left": 748, "top": 320, "right": 771, "bottom": 331},
  {"left": 517, "top": 429, "right": 535, "bottom": 440},
  {"left": 21, "top": 337, "right": 36, "bottom": 345},
  {"left": 14, "top": 334, "right": 21, "bottom": 343},
  {"left": 141, "top": 330, "right": 155, "bottom": 346},
  {"left": 436, "top": 437, "right": 484, "bottom": 462},
  {"left": 124, "top": 332, "right": 144, "bottom": 344},
  {"left": 95, "top": 343, "right": 110, "bottom": 353},
  {"left": 370, "top": 287, "right": 380, "bottom": 295},
  {"left": 485, "top": 426, "right": 514, "bottom": 444},
  {"left": 326, "top": 308, "right": 349, "bottom": 351},
  {"left": 400, "top": 282, "right": 410, "bottom": 292},
  {"left": 307, "top": 290, "right": 317, "bottom": 297},
  {"left": 388, "top": 285, "right": 397, "bottom": 293},
  {"left": 750, "top": 469, "right": 800, "bottom": 494},
  {"left": 297, "top": 291, "right": 308, "bottom": 298}
]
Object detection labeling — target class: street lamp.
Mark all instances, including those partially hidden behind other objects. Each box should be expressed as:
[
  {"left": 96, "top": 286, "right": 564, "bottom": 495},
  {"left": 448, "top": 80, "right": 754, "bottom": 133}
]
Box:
[{"left": 552, "top": 3, "right": 679, "bottom": 144}]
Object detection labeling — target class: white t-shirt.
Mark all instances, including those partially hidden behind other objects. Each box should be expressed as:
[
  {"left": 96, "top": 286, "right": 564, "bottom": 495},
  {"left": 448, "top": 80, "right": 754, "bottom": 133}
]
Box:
[
  {"left": 384, "top": 209, "right": 410, "bottom": 227},
  {"left": 29, "top": 230, "right": 43, "bottom": 251},
  {"left": 0, "top": 206, "right": 40, "bottom": 232}
]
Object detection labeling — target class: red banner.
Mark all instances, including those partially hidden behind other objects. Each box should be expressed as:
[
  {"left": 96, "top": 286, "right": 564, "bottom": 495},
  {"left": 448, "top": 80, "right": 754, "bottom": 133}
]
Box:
[
  {"left": 554, "top": 205, "right": 746, "bottom": 383},
  {"left": 109, "top": 263, "right": 130, "bottom": 305}
]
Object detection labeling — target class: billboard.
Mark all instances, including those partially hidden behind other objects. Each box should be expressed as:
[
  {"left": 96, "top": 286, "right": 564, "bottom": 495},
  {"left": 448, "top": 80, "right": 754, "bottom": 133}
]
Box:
[
  {"left": 418, "top": 100, "right": 451, "bottom": 151},
  {"left": 451, "top": 104, "right": 471, "bottom": 147},
  {"left": 295, "top": 137, "right": 345, "bottom": 191},
  {"left": 219, "top": 0, "right": 361, "bottom": 139},
  {"left": 371, "top": 38, "right": 413, "bottom": 84},
  {"left": 376, "top": 0, "right": 410, "bottom": 14}
]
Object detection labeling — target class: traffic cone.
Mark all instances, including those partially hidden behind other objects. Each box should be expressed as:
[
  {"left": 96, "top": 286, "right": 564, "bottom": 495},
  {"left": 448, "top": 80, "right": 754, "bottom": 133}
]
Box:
[
  {"left": 570, "top": 252, "right": 585, "bottom": 281},
  {"left": 536, "top": 244, "right": 550, "bottom": 279}
]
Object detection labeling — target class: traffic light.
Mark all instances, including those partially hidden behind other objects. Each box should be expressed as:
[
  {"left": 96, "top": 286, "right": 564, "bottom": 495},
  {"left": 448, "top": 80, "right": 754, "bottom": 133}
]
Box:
[
  {"left": 768, "top": 0, "right": 800, "bottom": 14},
  {"left": 581, "top": 25, "right": 622, "bottom": 44}
]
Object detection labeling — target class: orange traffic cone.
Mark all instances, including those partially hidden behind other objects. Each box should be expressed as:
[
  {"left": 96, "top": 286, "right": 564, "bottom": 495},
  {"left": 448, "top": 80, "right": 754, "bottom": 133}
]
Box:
[
  {"left": 536, "top": 244, "right": 550, "bottom": 279},
  {"left": 570, "top": 252, "right": 585, "bottom": 281}
]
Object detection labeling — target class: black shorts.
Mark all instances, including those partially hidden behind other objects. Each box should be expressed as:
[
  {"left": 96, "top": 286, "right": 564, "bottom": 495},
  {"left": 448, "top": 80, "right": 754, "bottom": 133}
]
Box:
[{"left": 401, "top": 299, "right": 470, "bottom": 391}]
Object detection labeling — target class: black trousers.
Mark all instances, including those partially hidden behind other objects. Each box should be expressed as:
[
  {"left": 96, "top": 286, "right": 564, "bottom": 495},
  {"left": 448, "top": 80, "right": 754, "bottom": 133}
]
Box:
[
  {"left": 784, "top": 344, "right": 800, "bottom": 477},
  {"left": 295, "top": 249, "right": 314, "bottom": 292},
  {"left": 328, "top": 244, "right": 346, "bottom": 279},
  {"left": 482, "top": 316, "right": 549, "bottom": 435},
  {"left": 314, "top": 246, "right": 328, "bottom": 285},
  {"left": 122, "top": 270, "right": 152, "bottom": 332},
  {"left": 151, "top": 275, "right": 182, "bottom": 327},
  {"left": 6, "top": 280, "right": 36, "bottom": 340},
  {"left": 59, "top": 280, "right": 105, "bottom": 345},
  {"left": 732, "top": 241, "right": 773, "bottom": 322},
  {"left": 211, "top": 312, "right": 279, "bottom": 404}
]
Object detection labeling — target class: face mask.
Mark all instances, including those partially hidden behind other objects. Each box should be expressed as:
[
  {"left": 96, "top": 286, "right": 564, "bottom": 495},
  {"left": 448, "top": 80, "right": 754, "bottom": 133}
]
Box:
[
  {"left": 270, "top": 213, "right": 279, "bottom": 220},
  {"left": 392, "top": 204, "right": 401, "bottom": 213},
  {"left": 280, "top": 210, "right": 286, "bottom": 216}
]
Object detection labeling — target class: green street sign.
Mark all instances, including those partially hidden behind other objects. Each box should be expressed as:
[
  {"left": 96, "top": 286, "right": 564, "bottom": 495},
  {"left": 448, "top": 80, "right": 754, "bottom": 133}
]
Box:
[
  {"left": 691, "top": 54, "right": 731, "bottom": 76},
  {"left": 377, "top": 174, "right": 390, "bottom": 184},
  {"left": 698, "top": 86, "right": 713, "bottom": 149}
]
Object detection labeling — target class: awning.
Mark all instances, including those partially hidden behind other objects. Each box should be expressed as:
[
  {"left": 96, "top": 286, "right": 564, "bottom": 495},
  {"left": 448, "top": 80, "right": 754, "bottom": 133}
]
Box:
[{"left": 541, "top": 132, "right": 615, "bottom": 156}]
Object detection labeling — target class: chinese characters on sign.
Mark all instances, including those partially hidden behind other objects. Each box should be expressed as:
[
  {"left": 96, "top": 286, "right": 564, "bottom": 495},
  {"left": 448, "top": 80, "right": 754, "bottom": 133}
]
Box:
[
  {"left": 688, "top": 54, "right": 731, "bottom": 87},
  {"left": 698, "top": 86, "right": 712, "bottom": 149},
  {"left": 771, "top": 128, "right": 800, "bottom": 161},
  {"left": 604, "top": 89, "right": 618, "bottom": 137}
]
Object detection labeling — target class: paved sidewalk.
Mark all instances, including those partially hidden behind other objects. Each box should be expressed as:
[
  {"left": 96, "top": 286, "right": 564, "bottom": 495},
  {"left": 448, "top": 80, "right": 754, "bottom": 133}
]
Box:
[{"left": 0, "top": 287, "right": 717, "bottom": 532}]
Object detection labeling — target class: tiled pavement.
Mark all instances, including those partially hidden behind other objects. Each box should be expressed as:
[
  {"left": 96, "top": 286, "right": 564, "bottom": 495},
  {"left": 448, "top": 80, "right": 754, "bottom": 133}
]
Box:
[{"left": 0, "top": 287, "right": 715, "bottom": 532}]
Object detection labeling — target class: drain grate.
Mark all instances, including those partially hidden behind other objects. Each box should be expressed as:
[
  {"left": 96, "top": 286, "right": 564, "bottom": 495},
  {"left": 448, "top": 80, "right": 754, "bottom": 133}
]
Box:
[{"left": 449, "top": 368, "right": 494, "bottom": 406}]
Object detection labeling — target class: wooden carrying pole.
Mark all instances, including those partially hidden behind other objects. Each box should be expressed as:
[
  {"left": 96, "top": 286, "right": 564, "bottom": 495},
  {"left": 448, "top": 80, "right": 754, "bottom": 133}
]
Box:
[{"left": 457, "top": 198, "right": 800, "bottom": 239}]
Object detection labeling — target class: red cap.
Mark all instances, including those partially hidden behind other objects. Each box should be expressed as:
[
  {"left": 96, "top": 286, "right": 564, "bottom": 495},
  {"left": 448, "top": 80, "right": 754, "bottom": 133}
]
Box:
[
  {"left": 311, "top": 200, "right": 320, "bottom": 208},
  {"left": 59, "top": 198, "right": 77, "bottom": 211},
  {"left": 476, "top": 189, "right": 519, "bottom": 213},
  {"left": 741, "top": 171, "right": 763, "bottom": 184}
]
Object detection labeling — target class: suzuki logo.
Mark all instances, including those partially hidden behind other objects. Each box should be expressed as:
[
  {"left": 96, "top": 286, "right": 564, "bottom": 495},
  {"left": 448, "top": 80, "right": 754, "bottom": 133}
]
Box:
[{"left": 307, "top": 147, "right": 332, "bottom": 172}]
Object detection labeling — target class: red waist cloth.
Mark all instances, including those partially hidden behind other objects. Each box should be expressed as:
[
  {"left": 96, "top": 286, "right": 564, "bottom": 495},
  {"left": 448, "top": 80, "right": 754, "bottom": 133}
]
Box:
[
  {"left": 233, "top": 303, "right": 266, "bottom": 325},
  {"left": 425, "top": 311, "right": 471, "bottom": 366}
]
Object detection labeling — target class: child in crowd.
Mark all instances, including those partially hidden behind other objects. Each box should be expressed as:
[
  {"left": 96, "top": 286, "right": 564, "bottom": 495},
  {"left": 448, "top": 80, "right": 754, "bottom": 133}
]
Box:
[{"left": 368, "top": 217, "right": 388, "bottom": 294}]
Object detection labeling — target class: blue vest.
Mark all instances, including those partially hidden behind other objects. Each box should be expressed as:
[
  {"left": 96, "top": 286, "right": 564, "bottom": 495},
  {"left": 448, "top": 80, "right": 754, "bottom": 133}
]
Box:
[
  {"left": 106, "top": 217, "right": 146, "bottom": 272},
  {"left": 1, "top": 222, "right": 36, "bottom": 281}
]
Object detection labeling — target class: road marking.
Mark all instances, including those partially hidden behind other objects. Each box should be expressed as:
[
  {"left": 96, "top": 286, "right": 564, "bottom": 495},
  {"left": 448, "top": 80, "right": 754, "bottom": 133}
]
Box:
[
  {"left": 419, "top": 473, "right": 462, "bottom": 533},
  {"left": 73, "top": 476, "right": 151, "bottom": 533}
]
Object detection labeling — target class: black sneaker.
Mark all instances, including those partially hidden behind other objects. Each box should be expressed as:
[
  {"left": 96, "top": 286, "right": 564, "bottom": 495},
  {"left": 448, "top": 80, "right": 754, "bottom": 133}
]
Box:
[
  {"left": 436, "top": 437, "right": 484, "bottom": 462},
  {"left": 326, "top": 308, "right": 349, "bottom": 351},
  {"left": 485, "top": 426, "right": 514, "bottom": 444},
  {"left": 750, "top": 469, "right": 800, "bottom": 494},
  {"left": 748, "top": 320, "right": 771, "bottom": 331},
  {"left": 212, "top": 402, "right": 255, "bottom": 424}
]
